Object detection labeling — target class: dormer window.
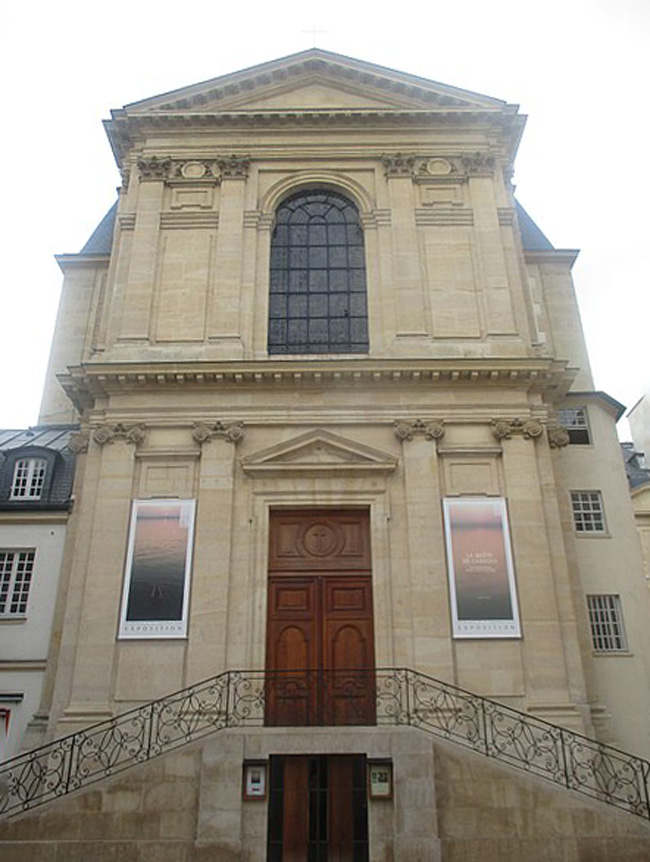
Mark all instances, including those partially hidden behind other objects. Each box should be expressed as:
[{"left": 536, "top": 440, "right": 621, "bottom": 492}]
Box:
[{"left": 10, "top": 458, "right": 47, "bottom": 500}]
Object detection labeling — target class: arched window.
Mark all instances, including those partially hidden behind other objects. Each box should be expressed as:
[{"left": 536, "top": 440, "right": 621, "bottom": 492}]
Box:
[{"left": 268, "top": 189, "right": 369, "bottom": 354}]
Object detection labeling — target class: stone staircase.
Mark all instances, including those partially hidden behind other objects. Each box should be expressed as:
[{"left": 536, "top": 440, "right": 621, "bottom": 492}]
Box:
[{"left": 2, "top": 668, "right": 650, "bottom": 860}]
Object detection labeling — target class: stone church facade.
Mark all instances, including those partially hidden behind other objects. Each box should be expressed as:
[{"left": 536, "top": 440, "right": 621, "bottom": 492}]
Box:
[{"left": 7, "top": 50, "right": 650, "bottom": 860}]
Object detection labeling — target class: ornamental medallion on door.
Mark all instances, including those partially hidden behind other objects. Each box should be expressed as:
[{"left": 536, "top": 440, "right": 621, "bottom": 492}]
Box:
[{"left": 265, "top": 509, "right": 375, "bottom": 726}]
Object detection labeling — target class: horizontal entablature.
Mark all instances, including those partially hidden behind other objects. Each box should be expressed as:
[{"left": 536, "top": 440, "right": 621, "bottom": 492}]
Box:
[{"left": 59, "top": 358, "right": 576, "bottom": 410}]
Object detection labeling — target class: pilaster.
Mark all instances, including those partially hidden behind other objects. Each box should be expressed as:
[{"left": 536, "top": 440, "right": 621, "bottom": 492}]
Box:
[
  {"left": 494, "top": 420, "right": 582, "bottom": 726},
  {"left": 120, "top": 169, "right": 165, "bottom": 340},
  {"left": 468, "top": 165, "right": 518, "bottom": 336},
  {"left": 207, "top": 156, "right": 250, "bottom": 354},
  {"left": 60, "top": 426, "right": 144, "bottom": 727},
  {"left": 394, "top": 420, "right": 451, "bottom": 675},
  {"left": 382, "top": 157, "right": 428, "bottom": 339},
  {"left": 186, "top": 422, "right": 244, "bottom": 682}
]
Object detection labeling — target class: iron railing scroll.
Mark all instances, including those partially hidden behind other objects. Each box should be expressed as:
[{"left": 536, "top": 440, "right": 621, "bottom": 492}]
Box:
[{"left": 0, "top": 668, "right": 648, "bottom": 821}]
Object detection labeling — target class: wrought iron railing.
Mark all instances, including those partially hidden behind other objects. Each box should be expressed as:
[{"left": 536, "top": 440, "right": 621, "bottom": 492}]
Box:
[{"left": 1, "top": 668, "right": 649, "bottom": 820}]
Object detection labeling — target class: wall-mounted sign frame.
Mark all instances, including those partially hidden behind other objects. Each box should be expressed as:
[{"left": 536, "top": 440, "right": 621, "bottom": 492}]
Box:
[
  {"left": 243, "top": 760, "right": 268, "bottom": 800},
  {"left": 443, "top": 497, "right": 521, "bottom": 639},
  {"left": 118, "top": 498, "right": 196, "bottom": 639},
  {"left": 367, "top": 759, "right": 393, "bottom": 799}
]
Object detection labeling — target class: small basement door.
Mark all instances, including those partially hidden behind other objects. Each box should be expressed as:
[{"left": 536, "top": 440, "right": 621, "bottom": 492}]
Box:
[{"left": 267, "top": 754, "right": 369, "bottom": 862}]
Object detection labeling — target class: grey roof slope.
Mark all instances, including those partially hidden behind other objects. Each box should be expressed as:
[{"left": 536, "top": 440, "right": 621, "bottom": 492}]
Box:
[
  {"left": 79, "top": 199, "right": 554, "bottom": 255},
  {"left": 0, "top": 425, "right": 79, "bottom": 452},
  {"left": 515, "top": 201, "right": 554, "bottom": 250},
  {"left": 621, "top": 442, "right": 650, "bottom": 489},
  {"left": 80, "top": 202, "right": 118, "bottom": 254}
]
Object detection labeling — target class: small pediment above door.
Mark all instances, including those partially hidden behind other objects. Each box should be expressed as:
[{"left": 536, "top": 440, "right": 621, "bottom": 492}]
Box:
[{"left": 240, "top": 429, "right": 398, "bottom": 477}]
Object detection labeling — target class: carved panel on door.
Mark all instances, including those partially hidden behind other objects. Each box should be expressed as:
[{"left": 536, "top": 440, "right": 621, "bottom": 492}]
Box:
[{"left": 269, "top": 509, "right": 371, "bottom": 572}]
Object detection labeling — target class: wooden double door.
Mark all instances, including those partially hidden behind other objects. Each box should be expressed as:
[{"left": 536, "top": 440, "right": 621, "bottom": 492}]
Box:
[{"left": 265, "top": 510, "right": 375, "bottom": 726}]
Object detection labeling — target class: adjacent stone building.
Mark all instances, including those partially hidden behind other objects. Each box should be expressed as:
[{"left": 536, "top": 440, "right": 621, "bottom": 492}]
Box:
[{"left": 4, "top": 49, "right": 650, "bottom": 860}]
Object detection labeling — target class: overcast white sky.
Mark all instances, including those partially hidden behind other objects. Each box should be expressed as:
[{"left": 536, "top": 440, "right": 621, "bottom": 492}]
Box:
[{"left": 1, "top": 0, "right": 648, "bottom": 439}]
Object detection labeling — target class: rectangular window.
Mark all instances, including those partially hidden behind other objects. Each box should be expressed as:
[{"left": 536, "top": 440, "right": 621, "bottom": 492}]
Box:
[
  {"left": 119, "top": 499, "right": 196, "bottom": 639},
  {"left": 10, "top": 458, "right": 47, "bottom": 499},
  {"left": 557, "top": 407, "right": 590, "bottom": 444},
  {"left": 0, "top": 550, "right": 36, "bottom": 616},
  {"left": 571, "top": 491, "right": 606, "bottom": 533},
  {"left": 587, "top": 594, "right": 627, "bottom": 651}
]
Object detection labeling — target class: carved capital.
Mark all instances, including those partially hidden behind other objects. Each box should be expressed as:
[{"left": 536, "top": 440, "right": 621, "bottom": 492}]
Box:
[
  {"left": 382, "top": 153, "right": 418, "bottom": 177},
  {"left": 216, "top": 155, "right": 250, "bottom": 179},
  {"left": 92, "top": 423, "right": 147, "bottom": 447},
  {"left": 394, "top": 419, "right": 445, "bottom": 442},
  {"left": 547, "top": 425, "right": 571, "bottom": 449},
  {"left": 491, "top": 418, "right": 543, "bottom": 442},
  {"left": 192, "top": 421, "right": 245, "bottom": 445},
  {"left": 119, "top": 166, "right": 131, "bottom": 191},
  {"left": 460, "top": 152, "right": 495, "bottom": 176},
  {"left": 137, "top": 156, "right": 172, "bottom": 181},
  {"left": 67, "top": 432, "right": 90, "bottom": 455}
]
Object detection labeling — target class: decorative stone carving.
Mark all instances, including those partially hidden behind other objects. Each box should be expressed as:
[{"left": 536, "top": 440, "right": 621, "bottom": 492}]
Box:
[
  {"left": 92, "top": 423, "right": 147, "bottom": 447},
  {"left": 384, "top": 154, "right": 467, "bottom": 181},
  {"left": 424, "top": 157, "right": 453, "bottom": 176},
  {"left": 67, "top": 432, "right": 90, "bottom": 454},
  {"left": 382, "top": 153, "right": 418, "bottom": 177},
  {"left": 119, "top": 166, "right": 131, "bottom": 191},
  {"left": 216, "top": 155, "right": 250, "bottom": 179},
  {"left": 460, "top": 152, "right": 496, "bottom": 176},
  {"left": 547, "top": 425, "right": 571, "bottom": 449},
  {"left": 137, "top": 156, "right": 172, "bottom": 181},
  {"left": 394, "top": 419, "right": 445, "bottom": 442},
  {"left": 168, "top": 160, "right": 220, "bottom": 182},
  {"left": 491, "top": 418, "right": 544, "bottom": 442},
  {"left": 192, "top": 421, "right": 245, "bottom": 445}
]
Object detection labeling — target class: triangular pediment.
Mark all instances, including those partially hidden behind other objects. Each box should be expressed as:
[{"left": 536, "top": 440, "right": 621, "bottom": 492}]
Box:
[
  {"left": 123, "top": 49, "right": 507, "bottom": 116},
  {"left": 240, "top": 429, "right": 398, "bottom": 477}
]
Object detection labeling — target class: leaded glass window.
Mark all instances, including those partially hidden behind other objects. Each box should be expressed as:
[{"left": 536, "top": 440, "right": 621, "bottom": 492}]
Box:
[{"left": 268, "top": 190, "right": 369, "bottom": 354}]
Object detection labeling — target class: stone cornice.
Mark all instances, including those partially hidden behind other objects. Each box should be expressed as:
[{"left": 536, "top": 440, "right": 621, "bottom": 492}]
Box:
[
  {"left": 129, "top": 53, "right": 506, "bottom": 113},
  {"left": 56, "top": 254, "right": 110, "bottom": 273},
  {"left": 523, "top": 249, "right": 580, "bottom": 267},
  {"left": 58, "top": 358, "right": 575, "bottom": 412},
  {"left": 107, "top": 110, "right": 524, "bottom": 167},
  {"left": 0, "top": 511, "right": 69, "bottom": 525}
]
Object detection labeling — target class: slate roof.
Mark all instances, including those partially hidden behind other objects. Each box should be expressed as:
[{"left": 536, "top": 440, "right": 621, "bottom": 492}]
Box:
[
  {"left": 516, "top": 201, "right": 554, "bottom": 250},
  {"left": 80, "top": 202, "right": 118, "bottom": 254},
  {"left": 621, "top": 442, "right": 650, "bottom": 489},
  {"left": 0, "top": 425, "right": 79, "bottom": 453},
  {"left": 0, "top": 425, "right": 79, "bottom": 510},
  {"left": 78, "top": 199, "right": 555, "bottom": 255}
]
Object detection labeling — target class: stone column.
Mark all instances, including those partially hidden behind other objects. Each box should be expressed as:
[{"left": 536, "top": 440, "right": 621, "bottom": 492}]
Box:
[
  {"left": 208, "top": 156, "right": 249, "bottom": 355},
  {"left": 120, "top": 158, "right": 167, "bottom": 340},
  {"left": 186, "top": 422, "right": 244, "bottom": 683}
]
